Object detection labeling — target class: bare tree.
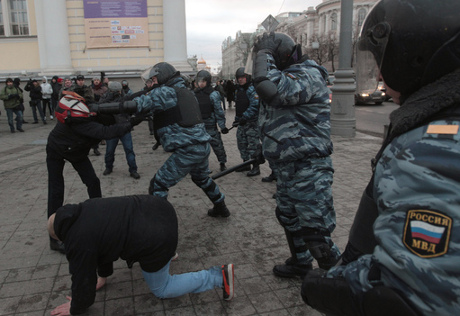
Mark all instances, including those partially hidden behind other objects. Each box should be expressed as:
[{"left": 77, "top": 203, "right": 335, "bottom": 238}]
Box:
[
  {"left": 305, "top": 34, "right": 329, "bottom": 66},
  {"left": 326, "top": 32, "right": 339, "bottom": 72}
]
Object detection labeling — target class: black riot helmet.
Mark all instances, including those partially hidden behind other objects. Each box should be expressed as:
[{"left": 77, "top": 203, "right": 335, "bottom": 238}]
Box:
[
  {"left": 196, "top": 70, "right": 212, "bottom": 86},
  {"left": 141, "top": 62, "right": 179, "bottom": 85},
  {"left": 253, "top": 32, "right": 302, "bottom": 70},
  {"left": 272, "top": 33, "right": 302, "bottom": 70},
  {"left": 356, "top": 0, "right": 460, "bottom": 100},
  {"left": 235, "top": 67, "right": 247, "bottom": 79}
]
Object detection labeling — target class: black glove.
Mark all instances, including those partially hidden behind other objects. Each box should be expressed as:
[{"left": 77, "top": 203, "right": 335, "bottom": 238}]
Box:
[
  {"left": 221, "top": 127, "right": 229, "bottom": 134},
  {"left": 129, "top": 114, "right": 146, "bottom": 126},
  {"left": 232, "top": 121, "right": 239, "bottom": 128},
  {"left": 254, "top": 31, "right": 281, "bottom": 55},
  {"left": 7, "top": 94, "right": 14, "bottom": 100},
  {"left": 252, "top": 145, "right": 265, "bottom": 165},
  {"left": 239, "top": 117, "right": 247, "bottom": 126}
]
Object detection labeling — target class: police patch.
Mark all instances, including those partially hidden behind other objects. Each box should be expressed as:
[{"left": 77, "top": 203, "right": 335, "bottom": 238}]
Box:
[
  {"left": 285, "top": 73, "right": 299, "bottom": 80},
  {"left": 403, "top": 210, "right": 452, "bottom": 258}
]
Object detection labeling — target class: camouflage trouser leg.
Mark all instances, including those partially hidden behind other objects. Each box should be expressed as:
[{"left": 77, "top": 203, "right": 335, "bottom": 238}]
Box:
[
  {"left": 151, "top": 143, "right": 211, "bottom": 199},
  {"left": 236, "top": 121, "right": 260, "bottom": 161},
  {"left": 274, "top": 157, "right": 340, "bottom": 265},
  {"left": 206, "top": 125, "right": 227, "bottom": 164}
]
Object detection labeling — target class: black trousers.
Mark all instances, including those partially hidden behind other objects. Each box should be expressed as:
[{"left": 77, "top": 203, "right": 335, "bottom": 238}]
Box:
[{"left": 46, "top": 147, "right": 102, "bottom": 218}]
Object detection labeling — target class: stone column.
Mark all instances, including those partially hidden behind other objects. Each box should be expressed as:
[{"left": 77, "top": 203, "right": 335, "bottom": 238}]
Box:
[
  {"left": 34, "top": 0, "right": 73, "bottom": 74},
  {"left": 330, "top": 0, "right": 356, "bottom": 137},
  {"left": 163, "top": 0, "right": 193, "bottom": 72}
]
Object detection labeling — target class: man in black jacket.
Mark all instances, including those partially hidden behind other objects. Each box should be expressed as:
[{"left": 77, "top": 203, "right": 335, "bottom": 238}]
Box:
[
  {"left": 46, "top": 105, "right": 144, "bottom": 253},
  {"left": 48, "top": 195, "right": 234, "bottom": 315},
  {"left": 24, "top": 79, "right": 46, "bottom": 124}
]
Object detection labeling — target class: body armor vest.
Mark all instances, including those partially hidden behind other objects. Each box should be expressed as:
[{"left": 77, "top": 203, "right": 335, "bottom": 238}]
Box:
[{"left": 235, "top": 88, "right": 250, "bottom": 117}]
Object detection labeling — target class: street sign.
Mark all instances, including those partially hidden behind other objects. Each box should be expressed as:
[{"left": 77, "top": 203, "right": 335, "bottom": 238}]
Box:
[{"left": 261, "top": 14, "right": 279, "bottom": 32}]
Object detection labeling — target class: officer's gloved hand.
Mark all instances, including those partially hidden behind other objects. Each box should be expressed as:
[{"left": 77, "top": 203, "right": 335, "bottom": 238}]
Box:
[
  {"left": 221, "top": 127, "right": 229, "bottom": 134},
  {"left": 232, "top": 121, "right": 239, "bottom": 128},
  {"left": 129, "top": 114, "right": 146, "bottom": 127},
  {"left": 252, "top": 144, "right": 265, "bottom": 165},
  {"left": 239, "top": 117, "right": 247, "bottom": 126},
  {"left": 254, "top": 31, "right": 281, "bottom": 55}
]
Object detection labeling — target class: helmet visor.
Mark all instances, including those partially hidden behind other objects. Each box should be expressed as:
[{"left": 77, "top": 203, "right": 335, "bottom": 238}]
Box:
[
  {"left": 355, "top": 1, "right": 390, "bottom": 93},
  {"left": 141, "top": 67, "right": 159, "bottom": 83}
]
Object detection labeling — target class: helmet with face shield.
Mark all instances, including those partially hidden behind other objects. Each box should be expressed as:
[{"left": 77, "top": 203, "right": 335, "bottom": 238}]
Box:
[
  {"left": 141, "top": 62, "right": 179, "bottom": 85},
  {"left": 356, "top": 0, "right": 460, "bottom": 101}
]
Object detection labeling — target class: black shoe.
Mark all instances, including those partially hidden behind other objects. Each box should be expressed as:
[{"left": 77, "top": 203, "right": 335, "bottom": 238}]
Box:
[
  {"left": 220, "top": 163, "right": 227, "bottom": 172},
  {"left": 103, "top": 168, "right": 112, "bottom": 175},
  {"left": 208, "top": 201, "right": 230, "bottom": 217},
  {"left": 152, "top": 142, "right": 160, "bottom": 150},
  {"left": 262, "top": 172, "right": 276, "bottom": 182},
  {"left": 17, "top": 128, "right": 25, "bottom": 132},
  {"left": 93, "top": 148, "right": 101, "bottom": 156},
  {"left": 32, "top": 121, "right": 38, "bottom": 124},
  {"left": 273, "top": 257, "right": 313, "bottom": 279},
  {"left": 23, "top": 120, "right": 29, "bottom": 124},
  {"left": 247, "top": 164, "right": 260, "bottom": 177},
  {"left": 10, "top": 130, "right": 15, "bottom": 133},
  {"left": 50, "top": 239, "right": 66, "bottom": 254},
  {"left": 43, "top": 120, "right": 47, "bottom": 125},
  {"left": 130, "top": 171, "right": 140, "bottom": 179}
]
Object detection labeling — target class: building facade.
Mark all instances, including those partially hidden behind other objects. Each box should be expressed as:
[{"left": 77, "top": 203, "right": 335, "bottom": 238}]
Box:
[
  {"left": 221, "top": 0, "right": 379, "bottom": 77},
  {"left": 0, "top": 0, "right": 193, "bottom": 79}
]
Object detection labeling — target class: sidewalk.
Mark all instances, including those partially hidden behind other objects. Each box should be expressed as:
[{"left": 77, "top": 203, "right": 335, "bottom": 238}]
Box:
[{"left": 0, "top": 109, "right": 383, "bottom": 316}]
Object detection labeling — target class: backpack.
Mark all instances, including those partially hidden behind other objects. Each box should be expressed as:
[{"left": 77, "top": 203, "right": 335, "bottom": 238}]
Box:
[{"left": 55, "top": 91, "right": 96, "bottom": 123}]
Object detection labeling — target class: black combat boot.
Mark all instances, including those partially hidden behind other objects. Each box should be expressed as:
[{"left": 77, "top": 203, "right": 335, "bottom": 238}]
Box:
[
  {"left": 208, "top": 201, "right": 230, "bottom": 217},
  {"left": 247, "top": 163, "right": 260, "bottom": 176},
  {"left": 273, "top": 257, "right": 313, "bottom": 278}
]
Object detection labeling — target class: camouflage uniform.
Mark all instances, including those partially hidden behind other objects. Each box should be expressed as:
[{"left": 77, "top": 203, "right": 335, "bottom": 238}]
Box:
[
  {"left": 195, "top": 86, "right": 227, "bottom": 164},
  {"left": 258, "top": 54, "right": 340, "bottom": 265},
  {"left": 326, "top": 70, "right": 460, "bottom": 315},
  {"left": 234, "top": 84, "right": 260, "bottom": 161},
  {"left": 134, "top": 77, "right": 224, "bottom": 204}
]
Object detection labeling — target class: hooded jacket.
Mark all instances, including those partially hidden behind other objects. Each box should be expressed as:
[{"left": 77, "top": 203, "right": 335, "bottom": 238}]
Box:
[{"left": 54, "top": 195, "right": 178, "bottom": 315}]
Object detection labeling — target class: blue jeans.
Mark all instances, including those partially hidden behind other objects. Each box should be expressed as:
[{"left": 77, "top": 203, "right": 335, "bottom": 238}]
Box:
[
  {"left": 142, "top": 260, "right": 223, "bottom": 299},
  {"left": 5, "top": 108, "right": 23, "bottom": 131},
  {"left": 105, "top": 132, "right": 138, "bottom": 173}
]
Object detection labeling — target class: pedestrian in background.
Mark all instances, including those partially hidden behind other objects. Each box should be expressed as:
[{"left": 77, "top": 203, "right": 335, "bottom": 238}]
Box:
[
  {"left": 0, "top": 78, "right": 24, "bottom": 133},
  {"left": 252, "top": 32, "right": 340, "bottom": 278},
  {"left": 101, "top": 81, "right": 141, "bottom": 179},
  {"left": 50, "top": 76, "right": 62, "bottom": 120},
  {"left": 225, "top": 79, "right": 235, "bottom": 108},
  {"left": 41, "top": 76, "right": 53, "bottom": 120},
  {"left": 215, "top": 79, "right": 227, "bottom": 110},
  {"left": 25, "top": 79, "right": 47, "bottom": 125}
]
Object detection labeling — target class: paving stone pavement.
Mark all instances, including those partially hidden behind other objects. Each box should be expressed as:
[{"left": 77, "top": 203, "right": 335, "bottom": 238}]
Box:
[{"left": 0, "top": 108, "right": 383, "bottom": 316}]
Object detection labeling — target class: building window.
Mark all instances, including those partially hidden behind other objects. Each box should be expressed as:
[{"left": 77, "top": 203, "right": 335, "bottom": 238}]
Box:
[
  {"left": 331, "top": 12, "right": 337, "bottom": 31},
  {"left": 0, "top": 1, "right": 4, "bottom": 36},
  {"left": 358, "top": 8, "right": 367, "bottom": 27},
  {"left": 0, "top": 0, "right": 29, "bottom": 36}
]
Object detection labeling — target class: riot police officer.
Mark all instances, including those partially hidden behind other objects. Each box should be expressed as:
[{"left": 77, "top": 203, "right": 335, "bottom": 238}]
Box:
[
  {"left": 194, "top": 70, "right": 229, "bottom": 172},
  {"left": 252, "top": 32, "right": 340, "bottom": 278},
  {"left": 233, "top": 67, "right": 261, "bottom": 176},
  {"left": 133, "top": 62, "right": 231, "bottom": 217},
  {"left": 302, "top": 1, "right": 460, "bottom": 315}
]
